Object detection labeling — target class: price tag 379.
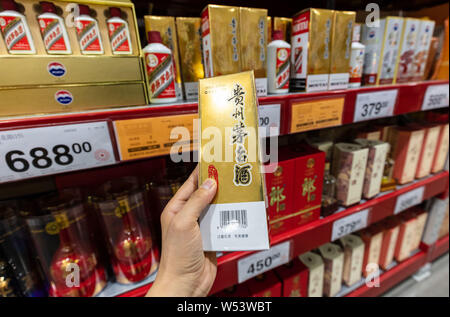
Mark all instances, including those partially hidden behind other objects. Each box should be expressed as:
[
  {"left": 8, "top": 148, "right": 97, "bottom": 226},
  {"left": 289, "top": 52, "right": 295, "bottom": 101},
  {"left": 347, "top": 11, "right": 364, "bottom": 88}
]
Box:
[
  {"left": 0, "top": 122, "right": 116, "bottom": 183},
  {"left": 394, "top": 186, "right": 425, "bottom": 215},
  {"left": 422, "top": 84, "right": 449, "bottom": 110},
  {"left": 237, "top": 241, "right": 290, "bottom": 283},
  {"left": 331, "top": 209, "right": 370, "bottom": 241},
  {"left": 353, "top": 89, "right": 398, "bottom": 122}
]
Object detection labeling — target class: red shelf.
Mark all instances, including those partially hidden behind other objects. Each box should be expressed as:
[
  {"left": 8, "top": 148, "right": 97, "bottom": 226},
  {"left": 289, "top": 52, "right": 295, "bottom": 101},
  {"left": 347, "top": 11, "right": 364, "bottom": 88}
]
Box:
[{"left": 429, "top": 235, "right": 450, "bottom": 262}]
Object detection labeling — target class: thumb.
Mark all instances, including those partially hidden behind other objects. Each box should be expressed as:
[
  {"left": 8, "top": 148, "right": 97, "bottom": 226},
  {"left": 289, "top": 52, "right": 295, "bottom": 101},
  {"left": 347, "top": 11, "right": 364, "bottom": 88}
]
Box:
[{"left": 178, "top": 178, "right": 217, "bottom": 222}]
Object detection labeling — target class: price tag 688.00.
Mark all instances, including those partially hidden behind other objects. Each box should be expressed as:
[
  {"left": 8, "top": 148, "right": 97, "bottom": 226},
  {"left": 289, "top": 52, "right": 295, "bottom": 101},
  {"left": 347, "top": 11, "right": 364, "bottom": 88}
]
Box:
[
  {"left": 331, "top": 209, "right": 370, "bottom": 241},
  {"left": 237, "top": 241, "right": 290, "bottom": 283},
  {"left": 353, "top": 89, "right": 398, "bottom": 123},
  {"left": 0, "top": 122, "right": 116, "bottom": 183}
]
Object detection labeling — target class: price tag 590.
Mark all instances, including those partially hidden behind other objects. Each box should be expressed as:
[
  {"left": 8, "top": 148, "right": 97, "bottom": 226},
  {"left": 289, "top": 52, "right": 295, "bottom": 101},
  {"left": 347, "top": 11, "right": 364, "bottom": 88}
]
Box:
[
  {"left": 237, "top": 241, "right": 290, "bottom": 283},
  {"left": 0, "top": 122, "right": 116, "bottom": 183},
  {"left": 353, "top": 89, "right": 398, "bottom": 122},
  {"left": 331, "top": 209, "right": 370, "bottom": 241},
  {"left": 422, "top": 84, "right": 449, "bottom": 110}
]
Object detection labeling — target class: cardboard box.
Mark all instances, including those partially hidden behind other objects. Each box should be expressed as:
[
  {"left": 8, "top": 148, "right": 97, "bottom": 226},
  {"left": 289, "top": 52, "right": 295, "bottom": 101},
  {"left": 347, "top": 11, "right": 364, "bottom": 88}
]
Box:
[
  {"left": 290, "top": 8, "right": 334, "bottom": 92},
  {"left": 410, "top": 209, "right": 428, "bottom": 251},
  {"left": 377, "top": 17, "right": 404, "bottom": 85},
  {"left": 361, "top": 22, "right": 383, "bottom": 85},
  {"left": 275, "top": 258, "right": 309, "bottom": 297},
  {"left": 394, "top": 18, "right": 421, "bottom": 84},
  {"left": 273, "top": 17, "right": 292, "bottom": 43},
  {"left": 432, "top": 123, "right": 450, "bottom": 173},
  {"left": 415, "top": 124, "right": 441, "bottom": 178},
  {"left": 198, "top": 71, "right": 269, "bottom": 251},
  {"left": 339, "top": 234, "right": 364, "bottom": 286},
  {"left": 248, "top": 272, "right": 282, "bottom": 297},
  {"left": 264, "top": 149, "right": 296, "bottom": 237},
  {"left": 298, "top": 251, "right": 324, "bottom": 297},
  {"left": 328, "top": 11, "right": 355, "bottom": 90},
  {"left": 354, "top": 139, "right": 389, "bottom": 199},
  {"left": 332, "top": 143, "right": 369, "bottom": 206},
  {"left": 239, "top": 7, "right": 268, "bottom": 97},
  {"left": 318, "top": 242, "right": 344, "bottom": 297},
  {"left": 410, "top": 19, "right": 435, "bottom": 81},
  {"left": 390, "top": 127, "right": 425, "bottom": 185},
  {"left": 175, "top": 17, "right": 204, "bottom": 100},
  {"left": 360, "top": 225, "right": 383, "bottom": 277},
  {"left": 379, "top": 217, "right": 400, "bottom": 270},
  {"left": 291, "top": 143, "right": 325, "bottom": 229},
  {"left": 201, "top": 4, "right": 241, "bottom": 77},
  {"left": 394, "top": 210, "right": 418, "bottom": 262},
  {"left": 423, "top": 197, "right": 449, "bottom": 245}
]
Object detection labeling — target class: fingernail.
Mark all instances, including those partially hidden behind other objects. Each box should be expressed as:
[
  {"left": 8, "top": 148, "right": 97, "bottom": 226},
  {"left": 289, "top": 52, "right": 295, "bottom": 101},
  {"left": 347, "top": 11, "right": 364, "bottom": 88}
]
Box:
[{"left": 201, "top": 178, "right": 215, "bottom": 190}]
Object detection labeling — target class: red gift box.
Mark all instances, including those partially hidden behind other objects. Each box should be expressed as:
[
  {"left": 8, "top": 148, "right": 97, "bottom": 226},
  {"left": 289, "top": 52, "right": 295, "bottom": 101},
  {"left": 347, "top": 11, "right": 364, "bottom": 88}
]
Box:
[
  {"left": 378, "top": 217, "right": 400, "bottom": 270},
  {"left": 360, "top": 224, "right": 384, "bottom": 277},
  {"left": 248, "top": 271, "right": 282, "bottom": 297},
  {"left": 275, "top": 258, "right": 309, "bottom": 297}
]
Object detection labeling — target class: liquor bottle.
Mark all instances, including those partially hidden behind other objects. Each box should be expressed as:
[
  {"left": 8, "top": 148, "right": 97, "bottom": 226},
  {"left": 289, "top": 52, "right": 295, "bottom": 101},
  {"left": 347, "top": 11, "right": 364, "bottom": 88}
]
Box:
[
  {"left": 107, "top": 7, "right": 132, "bottom": 55},
  {"left": 143, "top": 31, "right": 177, "bottom": 104},
  {"left": 37, "top": 1, "right": 72, "bottom": 54},
  {"left": 267, "top": 30, "right": 290, "bottom": 94},
  {"left": 381, "top": 155, "right": 396, "bottom": 192},
  {"left": 0, "top": 0, "right": 35, "bottom": 54},
  {"left": 349, "top": 23, "right": 365, "bottom": 88},
  {"left": 75, "top": 4, "right": 104, "bottom": 54},
  {"left": 321, "top": 162, "right": 338, "bottom": 217},
  {"left": 0, "top": 200, "right": 47, "bottom": 297}
]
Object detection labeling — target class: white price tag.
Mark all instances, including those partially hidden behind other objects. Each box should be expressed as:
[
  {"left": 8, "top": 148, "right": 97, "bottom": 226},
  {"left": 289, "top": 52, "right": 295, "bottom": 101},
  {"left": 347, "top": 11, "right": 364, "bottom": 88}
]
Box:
[
  {"left": 353, "top": 89, "right": 398, "bottom": 122},
  {"left": 394, "top": 186, "right": 425, "bottom": 215},
  {"left": 237, "top": 241, "right": 290, "bottom": 283},
  {"left": 421, "top": 84, "right": 449, "bottom": 110},
  {"left": 258, "top": 104, "right": 281, "bottom": 137},
  {"left": 331, "top": 209, "right": 370, "bottom": 241},
  {"left": 0, "top": 122, "right": 116, "bottom": 183}
]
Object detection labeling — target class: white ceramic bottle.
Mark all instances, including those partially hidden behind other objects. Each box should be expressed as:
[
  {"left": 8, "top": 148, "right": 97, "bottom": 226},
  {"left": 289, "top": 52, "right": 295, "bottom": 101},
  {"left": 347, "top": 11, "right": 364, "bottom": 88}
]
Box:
[
  {"left": 106, "top": 7, "right": 132, "bottom": 55},
  {"left": 143, "top": 31, "right": 177, "bottom": 104},
  {"left": 267, "top": 30, "right": 290, "bottom": 94},
  {"left": 75, "top": 4, "right": 104, "bottom": 55},
  {"left": 349, "top": 23, "right": 365, "bottom": 88},
  {"left": 0, "top": 0, "right": 35, "bottom": 54},
  {"left": 37, "top": 1, "right": 71, "bottom": 54}
]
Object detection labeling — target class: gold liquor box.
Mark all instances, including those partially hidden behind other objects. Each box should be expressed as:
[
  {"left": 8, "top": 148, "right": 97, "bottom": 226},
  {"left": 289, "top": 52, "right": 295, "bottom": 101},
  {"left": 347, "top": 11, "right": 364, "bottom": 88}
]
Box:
[
  {"left": 329, "top": 11, "right": 355, "bottom": 90},
  {"left": 239, "top": 7, "right": 267, "bottom": 96},
  {"left": 198, "top": 71, "right": 269, "bottom": 251},
  {"left": 201, "top": 4, "right": 241, "bottom": 78},
  {"left": 0, "top": 0, "right": 147, "bottom": 117},
  {"left": 144, "top": 15, "right": 183, "bottom": 100},
  {"left": 175, "top": 17, "right": 203, "bottom": 100},
  {"left": 290, "top": 8, "right": 334, "bottom": 92}
]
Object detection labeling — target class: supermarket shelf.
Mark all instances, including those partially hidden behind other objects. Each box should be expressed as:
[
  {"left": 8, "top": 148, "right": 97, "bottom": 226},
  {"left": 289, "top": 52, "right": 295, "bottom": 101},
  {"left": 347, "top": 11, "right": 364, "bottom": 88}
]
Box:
[
  {"left": 429, "top": 235, "right": 450, "bottom": 262},
  {"left": 0, "top": 80, "right": 447, "bottom": 133},
  {"left": 208, "top": 171, "right": 449, "bottom": 295}
]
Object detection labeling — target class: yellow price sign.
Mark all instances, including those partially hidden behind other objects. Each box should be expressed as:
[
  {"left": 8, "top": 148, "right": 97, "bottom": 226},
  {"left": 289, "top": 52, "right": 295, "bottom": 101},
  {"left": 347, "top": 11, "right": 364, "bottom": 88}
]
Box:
[
  {"left": 114, "top": 113, "right": 198, "bottom": 161},
  {"left": 290, "top": 97, "right": 344, "bottom": 133}
]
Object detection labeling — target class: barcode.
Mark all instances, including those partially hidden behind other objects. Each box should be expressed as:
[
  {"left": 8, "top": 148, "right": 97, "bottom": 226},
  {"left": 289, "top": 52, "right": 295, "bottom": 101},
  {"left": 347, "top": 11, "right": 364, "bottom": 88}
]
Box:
[{"left": 220, "top": 209, "right": 248, "bottom": 229}]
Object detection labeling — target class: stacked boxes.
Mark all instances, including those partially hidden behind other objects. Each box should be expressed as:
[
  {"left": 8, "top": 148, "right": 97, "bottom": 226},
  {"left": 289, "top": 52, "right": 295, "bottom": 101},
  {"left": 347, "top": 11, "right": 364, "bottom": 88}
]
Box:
[
  {"left": 394, "top": 18, "right": 421, "bottom": 84},
  {"left": 0, "top": 0, "right": 147, "bottom": 117},
  {"left": 410, "top": 19, "right": 435, "bottom": 82}
]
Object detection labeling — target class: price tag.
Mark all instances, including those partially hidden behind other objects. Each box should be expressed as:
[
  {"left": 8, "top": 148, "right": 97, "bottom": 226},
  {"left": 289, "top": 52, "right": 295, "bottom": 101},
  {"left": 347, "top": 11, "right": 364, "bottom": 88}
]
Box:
[
  {"left": 394, "top": 186, "right": 425, "bottom": 215},
  {"left": 237, "top": 241, "right": 290, "bottom": 283},
  {"left": 0, "top": 122, "right": 115, "bottom": 183},
  {"left": 290, "top": 97, "right": 344, "bottom": 133},
  {"left": 258, "top": 104, "right": 281, "bottom": 137},
  {"left": 353, "top": 89, "right": 398, "bottom": 122},
  {"left": 331, "top": 209, "right": 370, "bottom": 241},
  {"left": 421, "top": 84, "right": 449, "bottom": 110}
]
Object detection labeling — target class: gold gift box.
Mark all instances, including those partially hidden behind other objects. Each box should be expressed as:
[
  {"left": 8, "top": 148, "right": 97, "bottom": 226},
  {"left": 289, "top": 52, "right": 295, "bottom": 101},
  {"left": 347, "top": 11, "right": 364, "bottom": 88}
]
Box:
[
  {"left": 329, "top": 11, "right": 355, "bottom": 90},
  {"left": 198, "top": 70, "right": 269, "bottom": 251},
  {"left": 239, "top": 7, "right": 267, "bottom": 96},
  {"left": 273, "top": 17, "right": 292, "bottom": 43},
  {"left": 175, "top": 17, "right": 204, "bottom": 100},
  {"left": 143, "top": 15, "right": 183, "bottom": 100}
]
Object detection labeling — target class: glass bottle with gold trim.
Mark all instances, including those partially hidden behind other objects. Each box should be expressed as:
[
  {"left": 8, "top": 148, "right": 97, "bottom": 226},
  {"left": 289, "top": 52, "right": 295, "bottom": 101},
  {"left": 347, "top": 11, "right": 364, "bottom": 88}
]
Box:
[{"left": 381, "top": 146, "right": 396, "bottom": 192}]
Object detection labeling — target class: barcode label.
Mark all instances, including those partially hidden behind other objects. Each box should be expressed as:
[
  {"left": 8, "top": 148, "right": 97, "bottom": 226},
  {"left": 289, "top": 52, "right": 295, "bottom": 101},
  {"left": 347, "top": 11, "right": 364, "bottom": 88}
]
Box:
[{"left": 220, "top": 209, "right": 248, "bottom": 229}]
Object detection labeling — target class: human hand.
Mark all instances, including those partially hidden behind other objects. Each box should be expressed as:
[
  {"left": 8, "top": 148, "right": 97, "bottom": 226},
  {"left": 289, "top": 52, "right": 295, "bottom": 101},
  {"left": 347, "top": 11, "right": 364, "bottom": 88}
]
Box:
[{"left": 146, "top": 165, "right": 217, "bottom": 297}]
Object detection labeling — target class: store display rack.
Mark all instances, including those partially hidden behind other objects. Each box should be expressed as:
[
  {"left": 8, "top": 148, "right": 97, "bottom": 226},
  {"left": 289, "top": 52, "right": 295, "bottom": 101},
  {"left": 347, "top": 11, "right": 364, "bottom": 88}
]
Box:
[{"left": 112, "top": 171, "right": 449, "bottom": 297}]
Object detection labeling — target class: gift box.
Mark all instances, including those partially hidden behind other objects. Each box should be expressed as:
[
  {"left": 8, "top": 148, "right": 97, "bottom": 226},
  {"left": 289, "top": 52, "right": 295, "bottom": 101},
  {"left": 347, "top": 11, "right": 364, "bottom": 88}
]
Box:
[
  {"left": 432, "top": 123, "right": 449, "bottom": 173},
  {"left": 298, "top": 251, "right": 324, "bottom": 297},
  {"left": 413, "top": 124, "right": 441, "bottom": 179},
  {"left": 409, "top": 208, "right": 428, "bottom": 252},
  {"left": 275, "top": 258, "right": 309, "bottom": 297},
  {"left": 379, "top": 217, "right": 400, "bottom": 270},
  {"left": 394, "top": 209, "right": 418, "bottom": 262},
  {"left": 423, "top": 198, "right": 449, "bottom": 245},
  {"left": 248, "top": 271, "right": 282, "bottom": 297},
  {"left": 360, "top": 224, "right": 383, "bottom": 277},
  {"left": 339, "top": 234, "right": 364, "bottom": 286},
  {"left": 318, "top": 243, "right": 344, "bottom": 297}
]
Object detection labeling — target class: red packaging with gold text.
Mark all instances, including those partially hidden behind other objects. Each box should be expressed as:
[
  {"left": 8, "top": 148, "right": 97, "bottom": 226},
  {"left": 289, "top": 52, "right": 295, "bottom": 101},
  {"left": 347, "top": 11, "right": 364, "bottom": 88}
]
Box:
[
  {"left": 248, "top": 271, "right": 282, "bottom": 297},
  {"left": 394, "top": 208, "right": 418, "bottom": 262},
  {"left": 275, "top": 258, "right": 309, "bottom": 297},
  {"left": 292, "top": 143, "right": 325, "bottom": 227}
]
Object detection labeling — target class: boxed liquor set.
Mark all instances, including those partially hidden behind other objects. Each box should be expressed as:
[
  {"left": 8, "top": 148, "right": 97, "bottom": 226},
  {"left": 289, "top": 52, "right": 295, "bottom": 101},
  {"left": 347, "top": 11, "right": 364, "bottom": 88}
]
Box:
[{"left": 0, "top": 0, "right": 147, "bottom": 117}]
